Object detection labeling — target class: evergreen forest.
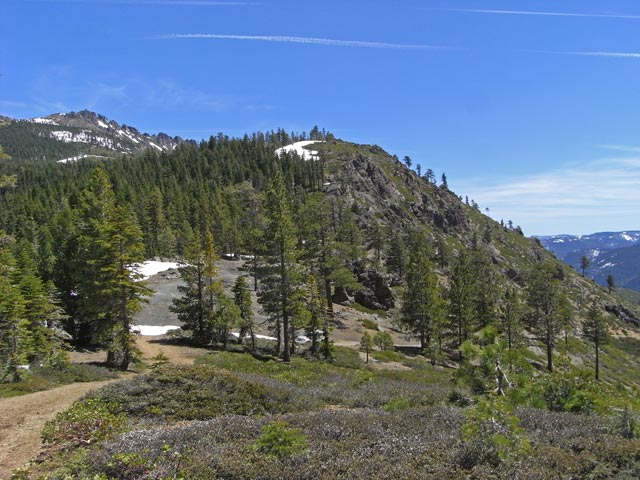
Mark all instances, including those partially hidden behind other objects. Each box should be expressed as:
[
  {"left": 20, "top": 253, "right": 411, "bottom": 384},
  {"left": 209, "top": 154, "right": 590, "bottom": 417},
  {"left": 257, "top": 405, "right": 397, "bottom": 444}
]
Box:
[{"left": 2, "top": 128, "right": 640, "bottom": 479}]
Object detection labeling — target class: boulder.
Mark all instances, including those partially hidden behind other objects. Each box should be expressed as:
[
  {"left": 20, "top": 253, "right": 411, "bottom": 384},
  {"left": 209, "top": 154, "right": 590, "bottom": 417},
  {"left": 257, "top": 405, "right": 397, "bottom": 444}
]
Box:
[
  {"left": 332, "top": 286, "right": 353, "bottom": 305},
  {"left": 605, "top": 304, "right": 640, "bottom": 328},
  {"left": 352, "top": 261, "right": 395, "bottom": 310}
]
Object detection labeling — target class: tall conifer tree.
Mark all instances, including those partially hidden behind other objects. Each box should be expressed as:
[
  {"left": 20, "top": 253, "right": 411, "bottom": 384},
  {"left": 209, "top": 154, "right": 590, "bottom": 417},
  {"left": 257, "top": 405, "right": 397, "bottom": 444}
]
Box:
[
  {"left": 259, "top": 170, "right": 299, "bottom": 362},
  {"left": 399, "top": 232, "right": 444, "bottom": 355}
]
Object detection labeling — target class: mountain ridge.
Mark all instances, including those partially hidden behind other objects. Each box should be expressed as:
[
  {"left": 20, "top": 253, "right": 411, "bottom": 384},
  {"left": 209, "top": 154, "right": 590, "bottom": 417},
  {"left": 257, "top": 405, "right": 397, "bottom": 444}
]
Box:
[
  {"left": 538, "top": 230, "right": 640, "bottom": 290},
  {"left": 0, "top": 109, "right": 192, "bottom": 162}
]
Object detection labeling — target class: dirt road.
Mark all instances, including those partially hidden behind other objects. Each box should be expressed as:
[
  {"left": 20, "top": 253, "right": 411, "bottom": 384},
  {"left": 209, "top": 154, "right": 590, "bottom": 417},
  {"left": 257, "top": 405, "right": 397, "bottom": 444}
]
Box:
[{"left": 0, "top": 336, "right": 208, "bottom": 479}]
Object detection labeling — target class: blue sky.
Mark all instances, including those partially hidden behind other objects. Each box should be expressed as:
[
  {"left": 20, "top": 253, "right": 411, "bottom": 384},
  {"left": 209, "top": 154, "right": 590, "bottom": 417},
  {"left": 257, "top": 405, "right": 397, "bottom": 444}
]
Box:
[{"left": 2, "top": 0, "right": 640, "bottom": 235}]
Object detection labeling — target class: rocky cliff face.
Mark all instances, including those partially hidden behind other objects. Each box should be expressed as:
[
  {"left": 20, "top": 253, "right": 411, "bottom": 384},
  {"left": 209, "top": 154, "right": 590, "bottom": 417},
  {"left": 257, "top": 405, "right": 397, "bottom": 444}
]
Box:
[{"left": 320, "top": 143, "right": 470, "bottom": 236}]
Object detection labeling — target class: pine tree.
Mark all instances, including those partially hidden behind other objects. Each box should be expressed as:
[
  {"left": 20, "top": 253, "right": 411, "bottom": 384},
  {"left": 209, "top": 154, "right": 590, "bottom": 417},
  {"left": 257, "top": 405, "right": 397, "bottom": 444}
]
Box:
[
  {"left": 399, "top": 233, "right": 444, "bottom": 357},
  {"left": 0, "top": 238, "right": 28, "bottom": 382},
  {"left": 73, "top": 168, "right": 151, "bottom": 369},
  {"left": 14, "top": 241, "right": 67, "bottom": 367},
  {"left": 580, "top": 256, "right": 590, "bottom": 278},
  {"left": 526, "top": 263, "right": 562, "bottom": 372},
  {"left": 607, "top": 274, "right": 615, "bottom": 294},
  {"left": 470, "top": 247, "right": 498, "bottom": 331},
  {"left": 0, "top": 145, "right": 16, "bottom": 188},
  {"left": 233, "top": 275, "right": 254, "bottom": 349},
  {"left": 386, "top": 230, "right": 407, "bottom": 280},
  {"left": 583, "top": 299, "right": 610, "bottom": 381},
  {"left": 212, "top": 292, "right": 240, "bottom": 350},
  {"left": 103, "top": 205, "right": 152, "bottom": 370},
  {"left": 499, "top": 288, "right": 522, "bottom": 350},
  {"left": 360, "top": 331, "right": 373, "bottom": 364},
  {"left": 171, "top": 231, "right": 223, "bottom": 345},
  {"left": 448, "top": 251, "right": 475, "bottom": 361},
  {"left": 259, "top": 170, "right": 300, "bottom": 362},
  {"left": 302, "top": 275, "right": 328, "bottom": 356},
  {"left": 424, "top": 168, "right": 435, "bottom": 183},
  {"left": 298, "top": 193, "right": 357, "bottom": 356}
]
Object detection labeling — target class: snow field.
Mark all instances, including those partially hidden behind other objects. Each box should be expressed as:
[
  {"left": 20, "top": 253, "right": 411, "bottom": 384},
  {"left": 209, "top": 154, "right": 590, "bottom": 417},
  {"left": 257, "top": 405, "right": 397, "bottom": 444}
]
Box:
[{"left": 274, "top": 140, "right": 322, "bottom": 161}]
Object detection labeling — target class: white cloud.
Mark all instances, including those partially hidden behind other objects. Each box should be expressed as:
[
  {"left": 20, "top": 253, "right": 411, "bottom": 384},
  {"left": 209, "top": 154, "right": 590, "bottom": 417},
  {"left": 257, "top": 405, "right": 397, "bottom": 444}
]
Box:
[
  {"left": 599, "top": 145, "right": 640, "bottom": 154},
  {"left": 458, "top": 157, "right": 640, "bottom": 235},
  {"left": 443, "top": 8, "right": 640, "bottom": 20},
  {"left": 555, "top": 51, "right": 640, "bottom": 59},
  {"left": 156, "top": 33, "right": 453, "bottom": 50}
]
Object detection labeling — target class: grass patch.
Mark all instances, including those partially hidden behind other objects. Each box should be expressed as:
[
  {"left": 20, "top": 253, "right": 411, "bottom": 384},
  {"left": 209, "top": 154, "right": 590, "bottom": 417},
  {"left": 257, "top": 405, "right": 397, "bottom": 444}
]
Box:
[
  {"left": 360, "top": 317, "right": 379, "bottom": 330},
  {"left": 353, "top": 303, "right": 388, "bottom": 318},
  {"left": 0, "top": 363, "right": 117, "bottom": 398},
  {"left": 372, "top": 350, "right": 405, "bottom": 363}
]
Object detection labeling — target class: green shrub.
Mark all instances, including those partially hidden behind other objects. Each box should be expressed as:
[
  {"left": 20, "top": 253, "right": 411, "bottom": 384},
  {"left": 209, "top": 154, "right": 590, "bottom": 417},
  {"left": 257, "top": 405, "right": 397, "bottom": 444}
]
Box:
[
  {"left": 42, "top": 398, "right": 128, "bottom": 448},
  {"left": 526, "top": 367, "right": 605, "bottom": 414},
  {"left": 459, "top": 397, "right": 530, "bottom": 469},
  {"left": 251, "top": 421, "right": 308, "bottom": 458},
  {"left": 373, "top": 331, "right": 394, "bottom": 351},
  {"left": 383, "top": 397, "right": 411, "bottom": 412},
  {"left": 360, "top": 318, "right": 379, "bottom": 330},
  {"left": 372, "top": 350, "right": 404, "bottom": 363},
  {"left": 330, "top": 347, "right": 362, "bottom": 369}
]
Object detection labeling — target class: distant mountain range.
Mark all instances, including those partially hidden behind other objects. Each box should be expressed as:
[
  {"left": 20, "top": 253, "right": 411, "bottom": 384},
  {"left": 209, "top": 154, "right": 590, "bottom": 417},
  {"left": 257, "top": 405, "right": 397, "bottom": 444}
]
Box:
[
  {"left": 0, "top": 110, "right": 191, "bottom": 162},
  {"left": 538, "top": 231, "right": 640, "bottom": 291}
]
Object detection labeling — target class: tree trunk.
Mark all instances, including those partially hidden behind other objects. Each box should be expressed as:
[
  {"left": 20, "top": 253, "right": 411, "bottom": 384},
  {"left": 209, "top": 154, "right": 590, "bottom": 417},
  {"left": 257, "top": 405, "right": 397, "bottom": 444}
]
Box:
[
  {"left": 323, "top": 310, "right": 332, "bottom": 360},
  {"left": 595, "top": 334, "right": 600, "bottom": 381},
  {"left": 546, "top": 318, "right": 553, "bottom": 372},
  {"left": 281, "top": 247, "right": 291, "bottom": 363}
]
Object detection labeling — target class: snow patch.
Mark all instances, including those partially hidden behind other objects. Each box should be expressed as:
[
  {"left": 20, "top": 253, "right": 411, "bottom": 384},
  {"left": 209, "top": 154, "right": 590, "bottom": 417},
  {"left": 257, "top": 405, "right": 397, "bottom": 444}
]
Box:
[
  {"left": 117, "top": 129, "right": 141, "bottom": 144},
  {"left": 275, "top": 140, "right": 322, "bottom": 161},
  {"left": 31, "top": 117, "right": 58, "bottom": 125},
  {"left": 132, "top": 325, "right": 181, "bottom": 336},
  {"left": 553, "top": 239, "right": 565, "bottom": 243},
  {"left": 148, "top": 141, "right": 163, "bottom": 152},
  {"left": 57, "top": 154, "right": 91, "bottom": 164},
  {"left": 133, "top": 260, "right": 180, "bottom": 280},
  {"left": 600, "top": 262, "right": 615, "bottom": 268},
  {"left": 50, "top": 130, "right": 125, "bottom": 150},
  {"left": 57, "top": 154, "right": 108, "bottom": 164},
  {"left": 97, "top": 120, "right": 110, "bottom": 129},
  {"left": 622, "top": 234, "right": 634, "bottom": 241}
]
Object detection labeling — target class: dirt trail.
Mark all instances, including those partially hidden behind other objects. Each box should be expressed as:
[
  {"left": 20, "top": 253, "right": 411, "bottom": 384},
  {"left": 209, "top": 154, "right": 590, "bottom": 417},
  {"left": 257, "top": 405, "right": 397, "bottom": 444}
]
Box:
[
  {"left": 0, "top": 378, "right": 120, "bottom": 478},
  {"left": 0, "top": 335, "right": 206, "bottom": 479}
]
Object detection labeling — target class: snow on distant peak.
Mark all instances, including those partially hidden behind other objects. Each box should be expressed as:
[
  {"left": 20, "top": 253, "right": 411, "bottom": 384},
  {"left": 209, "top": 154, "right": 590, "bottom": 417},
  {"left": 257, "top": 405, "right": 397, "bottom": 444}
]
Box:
[
  {"left": 31, "top": 117, "right": 58, "bottom": 126},
  {"left": 148, "top": 141, "right": 163, "bottom": 152},
  {"left": 57, "top": 154, "right": 107, "bottom": 164},
  {"left": 275, "top": 140, "right": 323, "bottom": 161},
  {"left": 97, "top": 119, "right": 110, "bottom": 129},
  {"left": 621, "top": 233, "right": 634, "bottom": 241}
]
